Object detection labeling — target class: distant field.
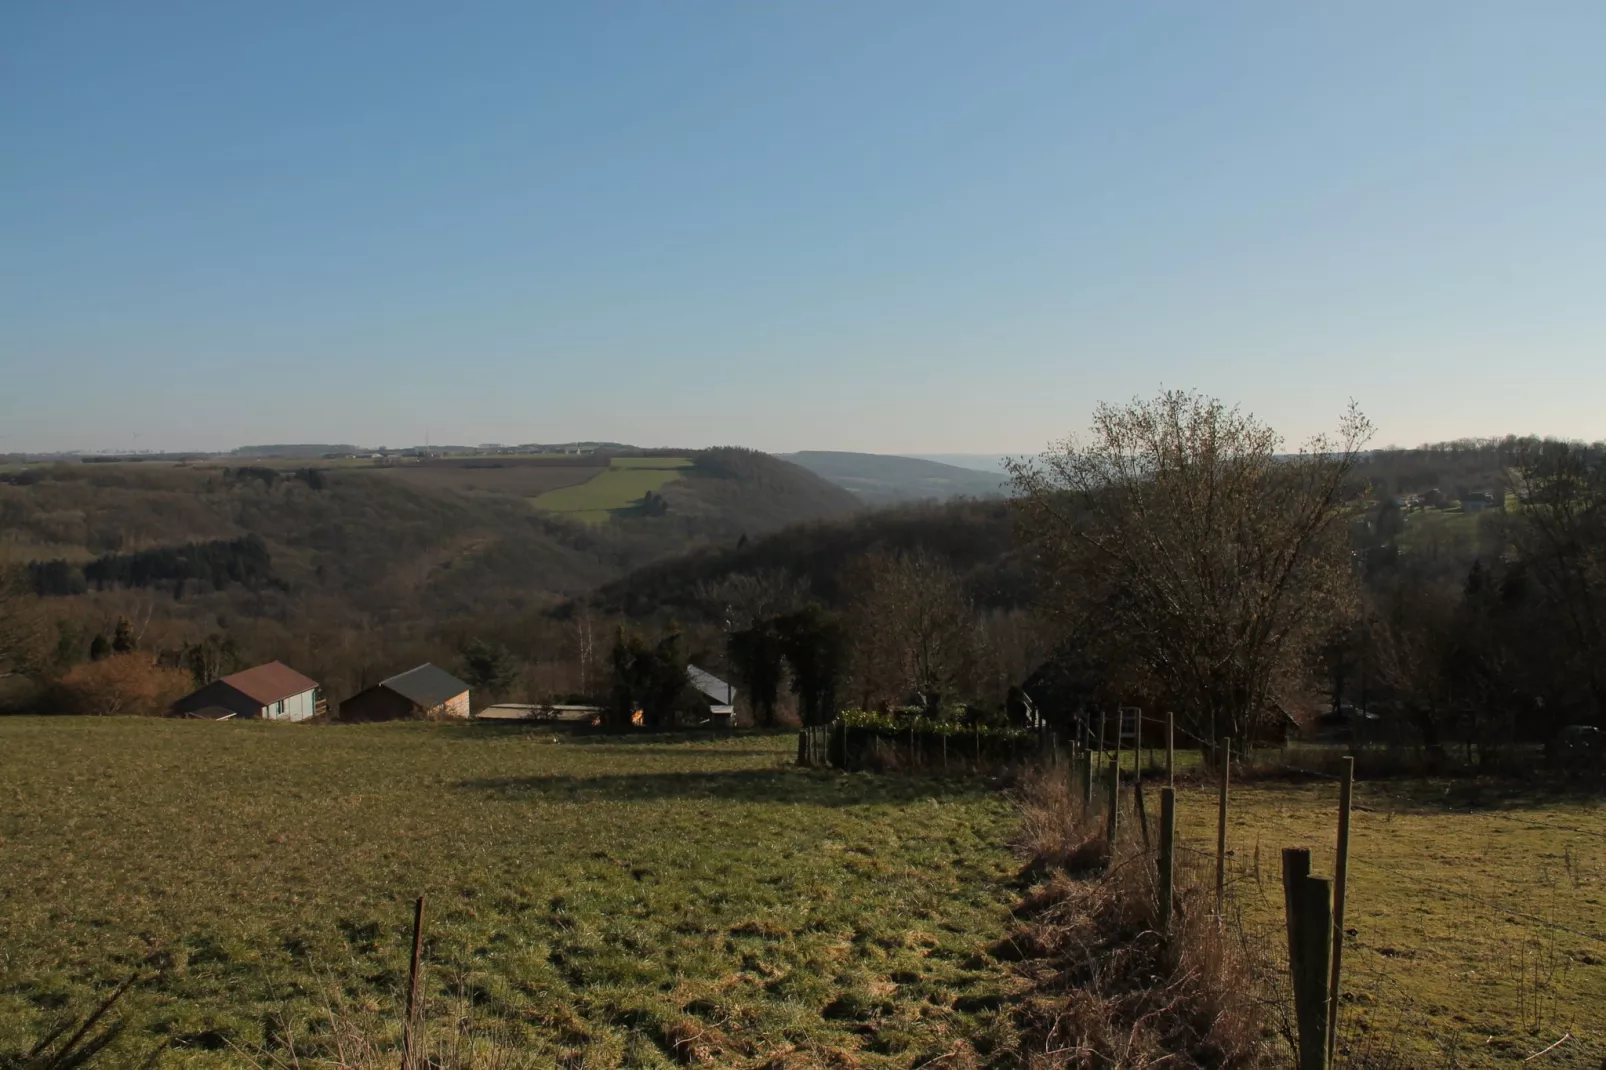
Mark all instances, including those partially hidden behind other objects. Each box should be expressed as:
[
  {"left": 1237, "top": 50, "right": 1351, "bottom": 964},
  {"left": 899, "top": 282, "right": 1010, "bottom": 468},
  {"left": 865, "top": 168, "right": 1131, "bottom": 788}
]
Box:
[
  {"left": 0, "top": 720, "right": 1019, "bottom": 1068},
  {"left": 532, "top": 457, "right": 693, "bottom": 523},
  {"left": 372, "top": 458, "right": 604, "bottom": 497}
]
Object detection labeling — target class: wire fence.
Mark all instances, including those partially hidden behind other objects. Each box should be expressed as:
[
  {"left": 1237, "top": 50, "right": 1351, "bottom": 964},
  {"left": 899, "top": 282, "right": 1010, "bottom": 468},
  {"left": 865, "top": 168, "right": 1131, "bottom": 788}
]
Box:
[{"left": 1128, "top": 756, "right": 1606, "bottom": 1068}]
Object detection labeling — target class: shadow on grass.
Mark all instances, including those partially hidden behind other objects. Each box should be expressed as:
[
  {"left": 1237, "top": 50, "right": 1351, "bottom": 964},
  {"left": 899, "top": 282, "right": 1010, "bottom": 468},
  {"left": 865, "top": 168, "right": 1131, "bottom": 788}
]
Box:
[{"left": 456, "top": 767, "right": 999, "bottom": 807}]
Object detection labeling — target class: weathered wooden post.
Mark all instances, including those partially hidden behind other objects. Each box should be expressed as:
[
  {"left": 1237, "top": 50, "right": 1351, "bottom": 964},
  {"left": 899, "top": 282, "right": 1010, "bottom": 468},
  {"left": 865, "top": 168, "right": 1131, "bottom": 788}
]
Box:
[
  {"left": 1128, "top": 709, "right": 1140, "bottom": 781},
  {"left": 403, "top": 895, "right": 426, "bottom": 1070},
  {"left": 1215, "top": 736, "right": 1231, "bottom": 912},
  {"left": 1328, "top": 756, "right": 1354, "bottom": 1063},
  {"left": 1080, "top": 745, "right": 1094, "bottom": 813},
  {"left": 1158, "top": 786, "right": 1176, "bottom": 937},
  {"left": 1105, "top": 721, "right": 1122, "bottom": 853},
  {"left": 1134, "top": 778, "right": 1150, "bottom": 851},
  {"left": 1282, "top": 849, "right": 1332, "bottom": 1070},
  {"left": 1096, "top": 709, "right": 1107, "bottom": 776},
  {"left": 1166, "top": 712, "right": 1174, "bottom": 786}
]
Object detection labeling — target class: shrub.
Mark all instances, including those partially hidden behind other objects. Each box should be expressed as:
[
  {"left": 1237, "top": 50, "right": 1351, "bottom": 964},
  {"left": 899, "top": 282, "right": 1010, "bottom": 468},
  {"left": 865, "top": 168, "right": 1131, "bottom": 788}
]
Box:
[{"left": 52, "top": 654, "right": 192, "bottom": 716}]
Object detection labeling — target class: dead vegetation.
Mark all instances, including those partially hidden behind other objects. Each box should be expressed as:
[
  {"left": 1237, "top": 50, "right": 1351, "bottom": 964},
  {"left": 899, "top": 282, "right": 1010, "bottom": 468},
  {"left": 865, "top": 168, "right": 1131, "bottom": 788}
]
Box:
[{"left": 1002, "top": 768, "right": 1269, "bottom": 1069}]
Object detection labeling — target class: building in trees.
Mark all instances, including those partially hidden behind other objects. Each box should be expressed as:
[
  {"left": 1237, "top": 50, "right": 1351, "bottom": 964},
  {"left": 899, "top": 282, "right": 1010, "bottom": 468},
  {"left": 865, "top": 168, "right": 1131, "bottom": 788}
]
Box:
[
  {"left": 339, "top": 663, "right": 471, "bottom": 722},
  {"left": 171, "top": 661, "right": 324, "bottom": 721},
  {"left": 687, "top": 665, "right": 737, "bottom": 725}
]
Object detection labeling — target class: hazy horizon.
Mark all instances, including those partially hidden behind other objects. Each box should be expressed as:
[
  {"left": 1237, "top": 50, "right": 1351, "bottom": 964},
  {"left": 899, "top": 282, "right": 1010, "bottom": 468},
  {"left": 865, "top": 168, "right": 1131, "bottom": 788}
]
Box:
[{"left": 6, "top": 3, "right": 1605, "bottom": 454}]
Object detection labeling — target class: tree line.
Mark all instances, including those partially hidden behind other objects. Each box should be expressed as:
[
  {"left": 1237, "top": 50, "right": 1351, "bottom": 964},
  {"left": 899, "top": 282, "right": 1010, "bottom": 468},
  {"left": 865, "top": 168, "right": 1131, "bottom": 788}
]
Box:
[{"left": 28, "top": 535, "right": 278, "bottom": 597}]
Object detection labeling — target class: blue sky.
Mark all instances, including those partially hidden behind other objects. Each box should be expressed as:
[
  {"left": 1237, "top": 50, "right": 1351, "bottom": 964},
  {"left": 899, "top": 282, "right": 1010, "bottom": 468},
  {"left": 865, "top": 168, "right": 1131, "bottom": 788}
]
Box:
[{"left": 3, "top": 2, "right": 1603, "bottom": 455}]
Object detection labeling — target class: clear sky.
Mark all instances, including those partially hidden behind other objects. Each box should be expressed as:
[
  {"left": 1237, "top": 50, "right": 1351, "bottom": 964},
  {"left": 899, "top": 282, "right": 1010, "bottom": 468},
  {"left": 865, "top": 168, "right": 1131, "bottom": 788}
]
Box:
[{"left": 3, "top": 2, "right": 1603, "bottom": 455}]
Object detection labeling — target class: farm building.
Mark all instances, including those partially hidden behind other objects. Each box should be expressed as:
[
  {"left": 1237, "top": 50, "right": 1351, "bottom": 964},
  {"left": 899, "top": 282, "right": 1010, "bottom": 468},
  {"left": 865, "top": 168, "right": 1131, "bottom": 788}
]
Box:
[
  {"left": 172, "top": 661, "right": 323, "bottom": 721},
  {"left": 687, "top": 665, "right": 736, "bottom": 724},
  {"left": 339, "top": 663, "right": 471, "bottom": 722}
]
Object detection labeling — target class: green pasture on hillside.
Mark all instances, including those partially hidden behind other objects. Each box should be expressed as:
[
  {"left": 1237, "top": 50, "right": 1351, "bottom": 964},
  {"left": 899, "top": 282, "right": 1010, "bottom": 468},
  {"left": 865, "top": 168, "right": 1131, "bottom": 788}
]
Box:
[
  {"left": 0, "top": 720, "right": 1020, "bottom": 1068},
  {"left": 531, "top": 457, "right": 692, "bottom": 523}
]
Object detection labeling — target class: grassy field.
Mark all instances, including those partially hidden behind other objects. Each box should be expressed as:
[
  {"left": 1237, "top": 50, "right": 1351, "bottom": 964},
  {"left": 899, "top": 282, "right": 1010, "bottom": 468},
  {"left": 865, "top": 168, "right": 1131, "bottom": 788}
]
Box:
[
  {"left": 1163, "top": 766, "right": 1606, "bottom": 1066},
  {"left": 532, "top": 459, "right": 693, "bottom": 524},
  {"left": 0, "top": 720, "right": 1020, "bottom": 1068},
  {"left": 374, "top": 460, "right": 604, "bottom": 498}
]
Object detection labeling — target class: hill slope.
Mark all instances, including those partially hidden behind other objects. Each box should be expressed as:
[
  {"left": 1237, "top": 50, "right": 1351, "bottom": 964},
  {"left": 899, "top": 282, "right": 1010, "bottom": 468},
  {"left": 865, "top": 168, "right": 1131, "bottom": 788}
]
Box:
[
  {"left": 778, "top": 451, "right": 1009, "bottom": 505},
  {"left": 0, "top": 449, "right": 857, "bottom": 700},
  {"left": 595, "top": 497, "right": 1025, "bottom": 623}
]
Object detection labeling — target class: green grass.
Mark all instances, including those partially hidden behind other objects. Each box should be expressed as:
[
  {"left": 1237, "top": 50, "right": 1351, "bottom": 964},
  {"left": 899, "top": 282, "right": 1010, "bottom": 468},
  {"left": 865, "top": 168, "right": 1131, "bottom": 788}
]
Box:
[
  {"left": 0, "top": 720, "right": 1020, "bottom": 1067},
  {"left": 531, "top": 459, "right": 692, "bottom": 524},
  {"left": 1162, "top": 768, "right": 1606, "bottom": 1065}
]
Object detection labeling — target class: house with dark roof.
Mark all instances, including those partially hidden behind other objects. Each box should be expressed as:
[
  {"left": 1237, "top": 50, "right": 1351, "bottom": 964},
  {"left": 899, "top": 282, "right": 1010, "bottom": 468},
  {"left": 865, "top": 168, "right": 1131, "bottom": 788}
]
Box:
[
  {"left": 172, "top": 661, "right": 324, "bottom": 721},
  {"left": 339, "top": 663, "right": 471, "bottom": 722}
]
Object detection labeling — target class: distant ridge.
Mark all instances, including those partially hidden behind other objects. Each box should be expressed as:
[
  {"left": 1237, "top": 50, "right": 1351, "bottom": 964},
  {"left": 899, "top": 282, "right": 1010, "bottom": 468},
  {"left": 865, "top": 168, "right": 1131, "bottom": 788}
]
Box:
[
  {"left": 899, "top": 453, "right": 1016, "bottom": 474},
  {"left": 778, "top": 451, "right": 1008, "bottom": 505}
]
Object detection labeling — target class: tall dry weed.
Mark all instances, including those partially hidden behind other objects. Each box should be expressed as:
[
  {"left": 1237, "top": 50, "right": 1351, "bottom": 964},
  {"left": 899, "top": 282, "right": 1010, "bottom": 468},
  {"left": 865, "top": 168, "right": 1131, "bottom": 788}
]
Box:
[{"left": 1003, "top": 766, "right": 1270, "bottom": 1069}]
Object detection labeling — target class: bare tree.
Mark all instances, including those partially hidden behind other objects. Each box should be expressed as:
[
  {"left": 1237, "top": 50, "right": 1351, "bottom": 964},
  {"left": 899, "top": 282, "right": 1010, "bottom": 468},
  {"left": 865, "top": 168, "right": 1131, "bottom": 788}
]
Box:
[
  {"left": 847, "top": 549, "right": 976, "bottom": 714},
  {"left": 1009, "top": 390, "right": 1371, "bottom": 750},
  {"left": 696, "top": 569, "right": 808, "bottom": 634}
]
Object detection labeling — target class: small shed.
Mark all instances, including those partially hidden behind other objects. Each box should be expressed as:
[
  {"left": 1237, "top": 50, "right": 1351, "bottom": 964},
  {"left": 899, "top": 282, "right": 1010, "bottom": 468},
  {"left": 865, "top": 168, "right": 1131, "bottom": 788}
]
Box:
[
  {"left": 340, "top": 663, "right": 471, "bottom": 722},
  {"left": 173, "top": 661, "right": 323, "bottom": 721},
  {"left": 687, "top": 665, "right": 736, "bottom": 723}
]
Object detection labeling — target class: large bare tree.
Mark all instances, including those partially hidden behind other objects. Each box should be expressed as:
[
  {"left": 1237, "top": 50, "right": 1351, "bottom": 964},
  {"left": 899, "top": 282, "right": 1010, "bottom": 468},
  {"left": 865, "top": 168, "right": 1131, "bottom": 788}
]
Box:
[
  {"left": 1008, "top": 390, "right": 1371, "bottom": 749},
  {"left": 847, "top": 549, "right": 976, "bottom": 714}
]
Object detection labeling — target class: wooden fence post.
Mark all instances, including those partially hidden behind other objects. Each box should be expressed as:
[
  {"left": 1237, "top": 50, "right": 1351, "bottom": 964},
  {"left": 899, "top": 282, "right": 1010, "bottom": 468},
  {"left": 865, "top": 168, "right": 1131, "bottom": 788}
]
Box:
[
  {"left": 1158, "top": 787, "right": 1176, "bottom": 937},
  {"left": 1215, "top": 737, "right": 1230, "bottom": 912},
  {"left": 1166, "top": 712, "right": 1174, "bottom": 787},
  {"left": 403, "top": 895, "right": 426, "bottom": 1070},
  {"left": 1328, "top": 756, "right": 1354, "bottom": 1063},
  {"left": 1282, "top": 849, "right": 1332, "bottom": 1070},
  {"left": 1080, "top": 746, "right": 1094, "bottom": 813},
  {"left": 1105, "top": 724, "right": 1121, "bottom": 853},
  {"left": 1134, "top": 778, "right": 1150, "bottom": 851},
  {"left": 1097, "top": 710, "right": 1107, "bottom": 776}
]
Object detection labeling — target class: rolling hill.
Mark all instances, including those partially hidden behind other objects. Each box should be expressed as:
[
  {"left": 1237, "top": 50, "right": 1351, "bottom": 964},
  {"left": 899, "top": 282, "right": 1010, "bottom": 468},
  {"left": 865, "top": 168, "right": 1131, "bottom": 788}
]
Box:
[
  {"left": 0, "top": 448, "right": 857, "bottom": 702},
  {"left": 778, "top": 451, "right": 1009, "bottom": 505}
]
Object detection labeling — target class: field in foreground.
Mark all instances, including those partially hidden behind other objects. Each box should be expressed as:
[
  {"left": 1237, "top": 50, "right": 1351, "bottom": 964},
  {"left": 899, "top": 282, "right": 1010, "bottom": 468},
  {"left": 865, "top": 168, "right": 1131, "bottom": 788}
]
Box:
[
  {"left": 0, "top": 720, "right": 1020, "bottom": 1067},
  {"left": 1168, "top": 759, "right": 1606, "bottom": 1067}
]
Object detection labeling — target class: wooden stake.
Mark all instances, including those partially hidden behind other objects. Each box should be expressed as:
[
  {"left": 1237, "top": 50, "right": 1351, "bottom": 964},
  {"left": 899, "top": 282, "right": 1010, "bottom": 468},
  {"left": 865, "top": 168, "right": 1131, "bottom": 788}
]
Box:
[
  {"left": 403, "top": 895, "right": 426, "bottom": 1070},
  {"left": 1166, "top": 712, "right": 1174, "bottom": 787},
  {"left": 1215, "top": 736, "right": 1230, "bottom": 911},
  {"left": 1158, "top": 787, "right": 1176, "bottom": 937},
  {"left": 1134, "top": 778, "right": 1150, "bottom": 851},
  {"left": 1081, "top": 747, "right": 1094, "bottom": 813},
  {"left": 1097, "top": 709, "right": 1107, "bottom": 773},
  {"left": 1106, "top": 722, "right": 1122, "bottom": 852},
  {"left": 1328, "top": 756, "right": 1354, "bottom": 1064},
  {"left": 1282, "top": 849, "right": 1332, "bottom": 1070}
]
